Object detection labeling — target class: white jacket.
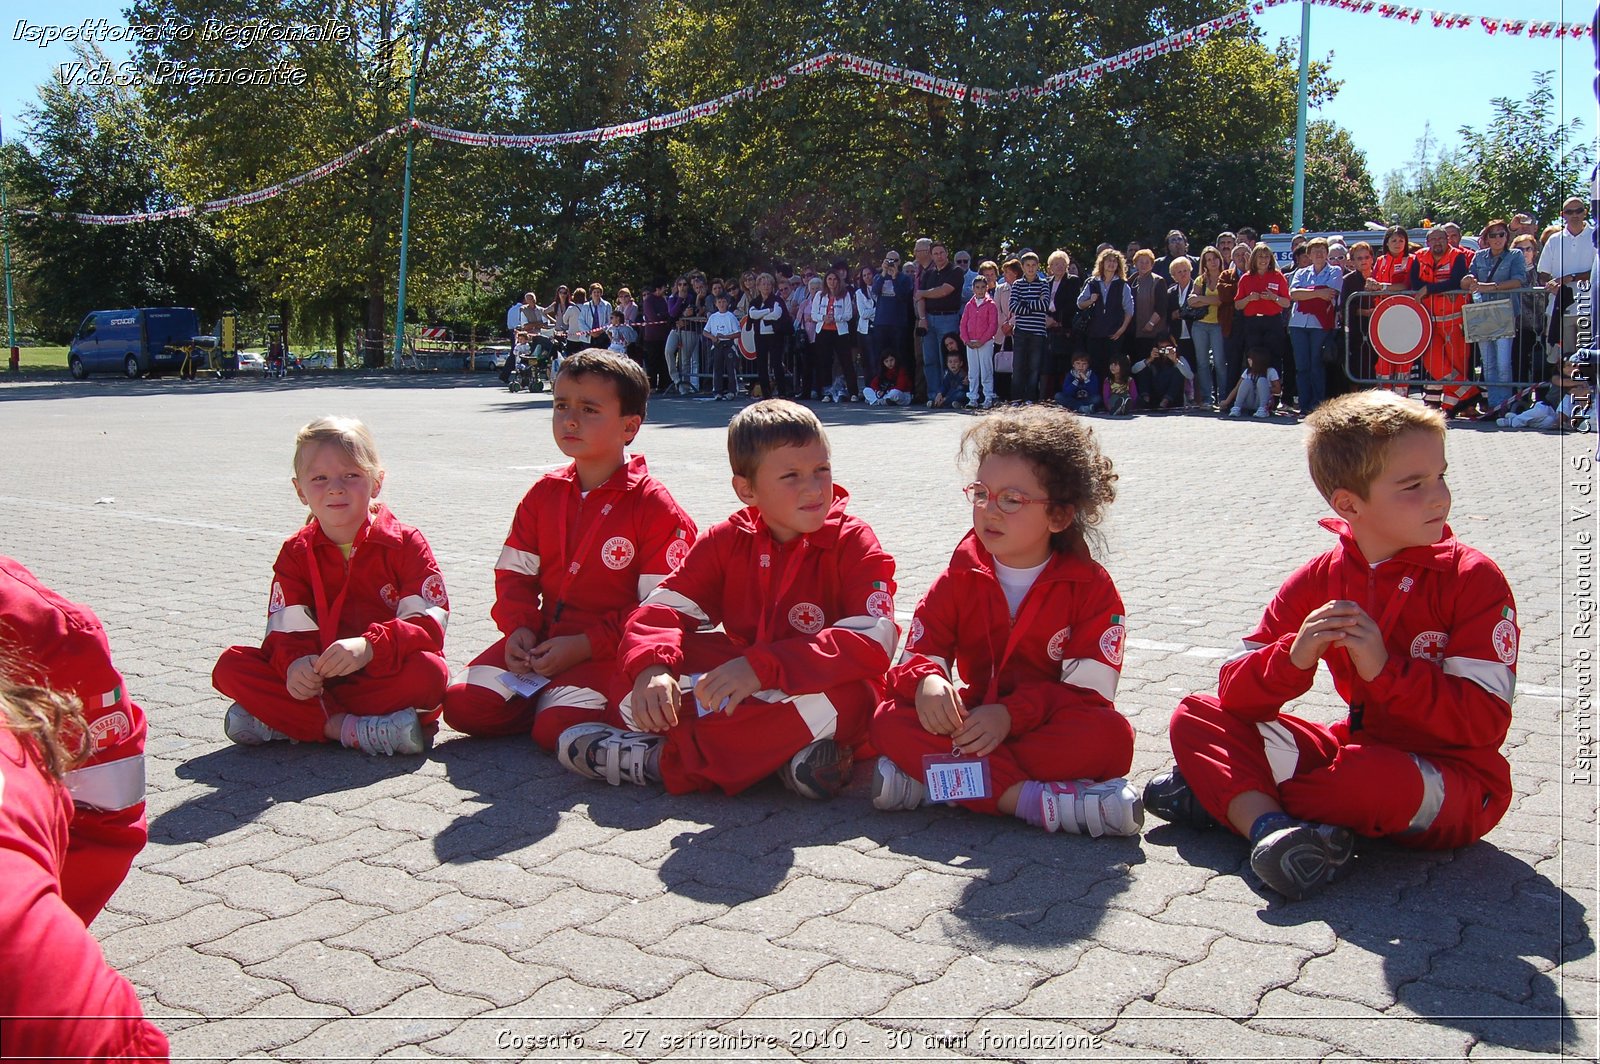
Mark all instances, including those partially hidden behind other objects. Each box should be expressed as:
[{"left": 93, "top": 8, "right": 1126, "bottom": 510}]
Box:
[
  {"left": 852, "top": 288, "right": 876, "bottom": 334},
  {"left": 808, "top": 291, "right": 854, "bottom": 333}
]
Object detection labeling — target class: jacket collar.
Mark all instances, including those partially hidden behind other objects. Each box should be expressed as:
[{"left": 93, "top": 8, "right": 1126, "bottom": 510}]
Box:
[
  {"left": 950, "top": 528, "right": 1096, "bottom": 583},
  {"left": 729, "top": 483, "right": 850, "bottom": 550},
  {"left": 295, "top": 503, "right": 403, "bottom": 551},
  {"left": 549, "top": 453, "right": 650, "bottom": 494},
  {"left": 1318, "top": 516, "right": 1457, "bottom": 571}
]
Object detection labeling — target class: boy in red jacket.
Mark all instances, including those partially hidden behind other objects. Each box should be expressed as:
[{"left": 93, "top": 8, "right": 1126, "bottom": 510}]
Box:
[
  {"left": 1147, "top": 391, "right": 1518, "bottom": 899},
  {"left": 557, "top": 400, "right": 897, "bottom": 799},
  {"left": 442, "top": 350, "right": 697, "bottom": 749},
  {"left": 0, "top": 556, "right": 148, "bottom": 924}
]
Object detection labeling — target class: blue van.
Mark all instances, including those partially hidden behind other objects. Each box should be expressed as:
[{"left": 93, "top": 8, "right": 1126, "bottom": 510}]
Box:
[{"left": 68, "top": 307, "right": 202, "bottom": 379}]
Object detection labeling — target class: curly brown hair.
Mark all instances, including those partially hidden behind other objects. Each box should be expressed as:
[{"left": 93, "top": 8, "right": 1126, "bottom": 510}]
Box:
[
  {"left": 960, "top": 407, "right": 1117, "bottom": 559},
  {"left": 0, "top": 656, "right": 88, "bottom": 782}
]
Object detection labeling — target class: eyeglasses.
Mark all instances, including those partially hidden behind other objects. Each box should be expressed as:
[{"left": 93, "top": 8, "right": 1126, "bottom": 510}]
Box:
[{"left": 964, "top": 482, "right": 1051, "bottom": 513}]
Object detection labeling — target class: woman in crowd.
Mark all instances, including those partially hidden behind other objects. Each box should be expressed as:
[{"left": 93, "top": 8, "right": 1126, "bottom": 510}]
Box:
[
  {"left": 1234, "top": 244, "right": 1290, "bottom": 396},
  {"left": 1078, "top": 248, "right": 1133, "bottom": 378},
  {"left": 1187, "top": 247, "right": 1228, "bottom": 407},
  {"left": 1462, "top": 219, "right": 1528, "bottom": 413}
]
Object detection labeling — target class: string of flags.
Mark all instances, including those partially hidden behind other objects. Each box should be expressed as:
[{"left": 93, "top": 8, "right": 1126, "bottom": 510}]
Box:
[{"left": 18, "top": 1, "right": 1592, "bottom": 225}]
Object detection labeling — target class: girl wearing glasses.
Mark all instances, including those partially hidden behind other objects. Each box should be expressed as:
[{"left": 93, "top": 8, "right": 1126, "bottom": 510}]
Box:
[{"left": 868, "top": 408, "right": 1140, "bottom": 837}]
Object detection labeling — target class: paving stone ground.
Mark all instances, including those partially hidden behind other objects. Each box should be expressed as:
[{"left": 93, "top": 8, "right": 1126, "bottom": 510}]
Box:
[{"left": 2, "top": 371, "right": 1594, "bottom": 1063}]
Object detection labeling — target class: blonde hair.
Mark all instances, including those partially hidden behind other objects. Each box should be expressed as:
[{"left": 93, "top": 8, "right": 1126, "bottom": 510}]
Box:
[
  {"left": 961, "top": 407, "right": 1117, "bottom": 559},
  {"left": 0, "top": 660, "right": 88, "bottom": 782},
  {"left": 728, "top": 400, "right": 827, "bottom": 481},
  {"left": 294, "top": 416, "right": 383, "bottom": 479},
  {"left": 1305, "top": 391, "right": 1445, "bottom": 501},
  {"left": 1047, "top": 249, "right": 1071, "bottom": 273}
]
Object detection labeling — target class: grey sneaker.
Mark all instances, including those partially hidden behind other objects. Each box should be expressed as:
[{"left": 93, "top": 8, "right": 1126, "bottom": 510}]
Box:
[
  {"left": 870, "top": 756, "right": 926, "bottom": 810},
  {"left": 1038, "top": 778, "right": 1144, "bottom": 837},
  {"left": 348, "top": 707, "right": 426, "bottom": 756},
  {"left": 223, "top": 702, "right": 289, "bottom": 746},
  {"left": 777, "top": 738, "right": 854, "bottom": 799},
  {"left": 557, "top": 723, "right": 663, "bottom": 786},
  {"left": 1250, "top": 821, "right": 1355, "bottom": 900}
]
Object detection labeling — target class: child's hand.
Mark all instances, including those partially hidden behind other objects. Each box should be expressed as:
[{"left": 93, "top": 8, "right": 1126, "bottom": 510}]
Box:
[
  {"left": 286, "top": 655, "right": 324, "bottom": 700},
  {"left": 950, "top": 703, "right": 1011, "bottom": 758},
  {"left": 1336, "top": 605, "right": 1390, "bottom": 681},
  {"left": 1289, "top": 600, "right": 1364, "bottom": 671},
  {"left": 695, "top": 657, "right": 761, "bottom": 713},
  {"left": 504, "top": 627, "right": 539, "bottom": 672},
  {"left": 630, "top": 665, "right": 681, "bottom": 732},
  {"left": 914, "top": 674, "right": 965, "bottom": 736},
  {"left": 527, "top": 633, "right": 592, "bottom": 677},
  {"left": 315, "top": 637, "right": 374, "bottom": 678}
]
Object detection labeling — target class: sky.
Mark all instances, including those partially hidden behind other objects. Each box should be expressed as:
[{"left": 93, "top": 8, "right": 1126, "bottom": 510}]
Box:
[{"left": 2, "top": 1, "right": 1595, "bottom": 195}]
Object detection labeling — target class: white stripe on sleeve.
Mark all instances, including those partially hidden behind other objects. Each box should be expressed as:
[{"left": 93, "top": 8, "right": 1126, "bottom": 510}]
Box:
[
  {"left": 1059, "top": 657, "right": 1120, "bottom": 701},
  {"left": 496, "top": 545, "right": 541, "bottom": 576}
]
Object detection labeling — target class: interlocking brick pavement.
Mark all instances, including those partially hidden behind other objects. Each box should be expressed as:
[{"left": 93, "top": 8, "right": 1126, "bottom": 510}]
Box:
[{"left": 1, "top": 373, "right": 1593, "bottom": 1061}]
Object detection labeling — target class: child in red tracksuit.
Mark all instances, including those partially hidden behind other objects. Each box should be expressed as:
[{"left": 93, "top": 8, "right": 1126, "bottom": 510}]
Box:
[
  {"left": 1148, "top": 391, "right": 1518, "bottom": 900},
  {"left": 0, "top": 673, "right": 169, "bottom": 1063},
  {"left": 870, "top": 407, "right": 1140, "bottom": 836},
  {"left": 442, "top": 350, "right": 697, "bottom": 750},
  {"left": 556, "top": 400, "right": 897, "bottom": 799},
  {"left": 0, "top": 556, "right": 149, "bottom": 925},
  {"left": 213, "top": 416, "right": 450, "bottom": 757}
]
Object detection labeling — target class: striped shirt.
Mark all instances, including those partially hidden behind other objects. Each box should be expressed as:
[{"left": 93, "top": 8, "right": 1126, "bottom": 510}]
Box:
[{"left": 1008, "top": 277, "right": 1052, "bottom": 335}]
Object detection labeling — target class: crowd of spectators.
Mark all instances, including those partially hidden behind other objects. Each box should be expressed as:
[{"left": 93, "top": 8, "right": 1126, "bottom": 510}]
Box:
[{"left": 505, "top": 197, "right": 1595, "bottom": 426}]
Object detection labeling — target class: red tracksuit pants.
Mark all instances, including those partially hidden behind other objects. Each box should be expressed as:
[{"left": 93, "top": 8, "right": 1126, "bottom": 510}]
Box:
[
  {"left": 609, "top": 632, "right": 877, "bottom": 796},
  {"left": 213, "top": 646, "right": 449, "bottom": 743},
  {"left": 1170, "top": 694, "right": 1507, "bottom": 849},
  {"left": 870, "top": 691, "right": 1134, "bottom": 815},
  {"left": 441, "top": 637, "right": 613, "bottom": 750}
]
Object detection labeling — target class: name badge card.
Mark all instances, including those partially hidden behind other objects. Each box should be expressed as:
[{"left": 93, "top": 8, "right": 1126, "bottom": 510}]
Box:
[
  {"left": 921, "top": 754, "right": 992, "bottom": 803},
  {"left": 680, "top": 673, "right": 729, "bottom": 717},
  {"left": 502, "top": 671, "right": 550, "bottom": 698}
]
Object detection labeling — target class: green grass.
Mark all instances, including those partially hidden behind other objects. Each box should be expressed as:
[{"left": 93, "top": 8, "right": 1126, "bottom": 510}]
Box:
[{"left": 9, "top": 345, "right": 69, "bottom": 374}]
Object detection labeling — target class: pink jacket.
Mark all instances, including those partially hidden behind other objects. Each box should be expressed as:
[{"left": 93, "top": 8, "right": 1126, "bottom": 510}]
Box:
[{"left": 960, "top": 295, "right": 998, "bottom": 346}]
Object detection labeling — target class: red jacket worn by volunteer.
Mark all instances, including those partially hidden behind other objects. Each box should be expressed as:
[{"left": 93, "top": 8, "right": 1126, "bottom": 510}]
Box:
[
  {"left": 0, "top": 556, "right": 148, "bottom": 924},
  {"left": 1409, "top": 246, "right": 1475, "bottom": 410},
  {"left": 615, "top": 485, "right": 896, "bottom": 795},
  {"left": 1170, "top": 518, "right": 1517, "bottom": 849},
  {"left": 871, "top": 532, "right": 1134, "bottom": 815},
  {"left": 442, "top": 455, "right": 697, "bottom": 749},
  {"left": 212, "top": 504, "right": 451, "bottom": 742},
  {"left": 0, "top": 728, "right": 170, "bottom": 1063}
]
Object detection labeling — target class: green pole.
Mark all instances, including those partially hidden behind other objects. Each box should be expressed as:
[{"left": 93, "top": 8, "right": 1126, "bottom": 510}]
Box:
[
  {"left": 391, "top": 20, "right": 420, "bottom": 366},
  {"left": 1291, "top": 0, "right": 1310, "bottom": 233},
  {"left": 1, "top": 116, "right": 17, "bottom": 367}
]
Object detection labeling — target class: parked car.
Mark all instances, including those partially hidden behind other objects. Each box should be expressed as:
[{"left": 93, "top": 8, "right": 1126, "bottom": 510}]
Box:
[
  {"left": 68, "top": 307, "right": 202, "bottom": 379},
  {"left": 235, "top": 350, "right": 265, "bottom": 374}
]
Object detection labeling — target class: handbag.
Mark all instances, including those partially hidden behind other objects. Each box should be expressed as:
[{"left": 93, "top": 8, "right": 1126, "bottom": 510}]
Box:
[{"left": 1461, "top": 300, "right": 1515, "bottom": 342}]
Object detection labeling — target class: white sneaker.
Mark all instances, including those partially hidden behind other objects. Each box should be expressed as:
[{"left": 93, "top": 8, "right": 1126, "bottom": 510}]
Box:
[
  {"left": 1252, "top": 409, "right": 1269, "bottom": 418},
  {"left": 1227, "top": 408, "right": 1241, "bottom": 417},
  {"left": 926, "top": 400, "right": 936, "bottom": 408},
  {"left": 347, "top": 707, "right": 426, "bottom": 756},
  {"left": 557, "top": 723, "right": 663, "bottom": 786},
  {"left": 871, "top": 756, "right": 926, "bottom": 810},
  {"left": 1036, "top": 778, "right": 1144, "bottom": 837},
  {"left": 821, "top": 394, "right": 834, "bottom": 403},
  {"left": 223, "top": 702, "right": 289, "bottom": 746}
]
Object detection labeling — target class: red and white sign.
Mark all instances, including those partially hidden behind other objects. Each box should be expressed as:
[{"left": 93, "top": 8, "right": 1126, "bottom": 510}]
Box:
[
  {"left": 737, "top": 322, "right": 759, "bottom": 360},
  {"left": 1371, "top": 295, "right": 1432, "bottom": 367}
]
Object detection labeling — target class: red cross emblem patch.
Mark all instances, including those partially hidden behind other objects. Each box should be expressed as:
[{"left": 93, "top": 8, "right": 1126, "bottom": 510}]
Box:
[
  {"left": 788, "top": 602, "right": 826, "bottom": 634},
  {"left": 1409, "top": 630, "right": 1448, "bottom": 662},
  {"left": 601, "top": 536, "right": 636, "bottom": 570},
  {"left": 1492, "top": 619, "right": 1518, "bottom": 665}
]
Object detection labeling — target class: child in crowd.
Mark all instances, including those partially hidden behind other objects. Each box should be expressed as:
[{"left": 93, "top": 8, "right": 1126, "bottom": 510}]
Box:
[
  {"left": 0, "top": 556, "right": 150, "bottom": 923},
  {"left": 607, "top": 310, "right": 637, "bottom": 356},
  {"left": 0, "top": 671, "right": 170, "bottom": 1061},
  {"left": 1497, "top": 355, "right": 1591, "bottom": 430},
  {"left": 1225, "top": 347, "right": 1281, "bottom": 418},
  {"left": 1148, "top": 392, "right": 1518, "bottom": 899},
  {"left": 929, "top": 337, "right": 969, "bottom": 409},
  {"left": 1132, "top": 340, "right": 1194, "bottom": 411},
  {"left": 1056, "top": 353, "right": 1100, "bottom": 414},
  {"left": 1103, "top": 356, "right": 1137, "bottom": 416},
  {"left": 442, "top": 351, "right": 697, "bottom": 749},
  {"left": 870, "top": 407, "right": 1139, "bottom": 835},
  {"left": 863, "top": 351, "right": 914, "bottom": 407},
  {"left": 960, "top": 274, "right": 999, "bottom": 409},
  {"left": 557, "top": 400, "right": 897, "bottom": 799},
  {"left": 214, "top": 416, "right": 450, "bottom": 757},
  {"left": 704, "top": 292, "right": 743, "bottom": 400}
]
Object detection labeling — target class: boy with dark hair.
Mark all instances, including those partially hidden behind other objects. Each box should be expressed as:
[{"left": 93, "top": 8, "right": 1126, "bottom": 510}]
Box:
[
  {"left": 557, "top": 400, "right": 897, "bottom": 799},
  {"left": 1148, "top": 391, "right": 1518, "bottom": 899},
  {"left": 442, "top": 350, "right": 697, "bottom": 750}
]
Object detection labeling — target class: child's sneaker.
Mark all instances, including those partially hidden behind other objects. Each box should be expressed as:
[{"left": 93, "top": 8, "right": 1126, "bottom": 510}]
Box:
[
  {"left": 557, "top": 723, "right": 663, "bottom": 786},
  {"left": 870, "top": 756, "right": 926, "bottom": 810},
  {"left": 345, "top": 707, "right": 426, "bottom": 756},
  {"left": 777, "top": 738, "right": 854, "bottom": 799},
  {"left": 223, "top": 702, "right": 289, "bottom": 746},
  {"left": 1249, "top": 820, "right": 1355, "bottom": 900},
  {"left": 1142, "top": 767, "right": 1218, "bottom": 830},
  {"left": 1038, "top": 778, "right": 1143, "bottom": 837},
  {"left": 1253, "top": 409, "right": 1270, "bottom": 418}
]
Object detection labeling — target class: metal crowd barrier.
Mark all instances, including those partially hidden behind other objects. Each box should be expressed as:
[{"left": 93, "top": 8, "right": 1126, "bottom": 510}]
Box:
[{"left": 1339, "top": 285, "right": 1559, "bottom": 392}]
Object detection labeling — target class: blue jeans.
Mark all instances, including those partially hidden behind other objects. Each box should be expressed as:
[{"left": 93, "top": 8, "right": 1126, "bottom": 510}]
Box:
[
  {"left": 922, "top": 313, "right": 959, "bottom": 396},
  {"left": 1290, "top": 326, "right": 1328, "bottom": 413},
  {"left": 1478, "top": 337, "right": 1515, "bottom": 410},
  {"left": 1190, "top": 320, "right": 1225, "bottom": 406},
  {"left": 1011, "top": 332, "right": 1047, "bottom": 402}
]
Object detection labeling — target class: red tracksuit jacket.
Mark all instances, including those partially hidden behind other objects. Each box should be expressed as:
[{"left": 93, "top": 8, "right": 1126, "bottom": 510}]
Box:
[
  {"left": 619, "top": 486, "right": 897, "bottom": 693},
  {"left": 1219, "top": 518, "right": 1516, "bottom": 801},
  {"left": 262, "top": 505, "right": 448, "bottom": 675},
  {"left": 0, "top": 729, "right": 170, "bottom": 1063},
  {"left": 891, "top": 532, "right": 1125, "bottom": 730},
  {"left": 0, "top": 556, "right": 147, "bottom": 925},
  {"left": 493, "top": 455, "right": 697, "bottom": 657}
]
